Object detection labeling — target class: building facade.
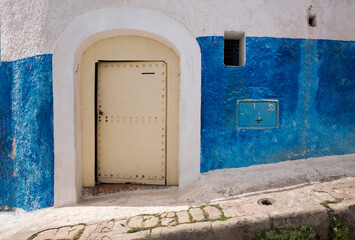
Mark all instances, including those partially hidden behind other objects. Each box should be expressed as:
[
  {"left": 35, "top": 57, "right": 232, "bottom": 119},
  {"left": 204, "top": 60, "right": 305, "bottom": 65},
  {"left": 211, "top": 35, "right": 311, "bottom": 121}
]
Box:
[{"left": 0, "top": 0, "right": 354, "bottom": 211}]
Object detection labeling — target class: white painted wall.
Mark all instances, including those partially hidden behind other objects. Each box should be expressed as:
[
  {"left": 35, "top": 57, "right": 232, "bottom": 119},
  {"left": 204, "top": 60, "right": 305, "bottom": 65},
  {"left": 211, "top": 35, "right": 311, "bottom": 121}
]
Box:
[{"left": 1, "top": 0, "right": 355, "bottom": 61}]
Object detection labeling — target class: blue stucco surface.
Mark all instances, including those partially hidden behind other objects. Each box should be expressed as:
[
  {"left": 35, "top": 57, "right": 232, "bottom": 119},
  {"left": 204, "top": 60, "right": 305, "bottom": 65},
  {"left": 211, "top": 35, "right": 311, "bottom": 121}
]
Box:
[
  {"left": 0, "top": 37, "right": 354, "bottom": 211},
  {"left": 0, "top": 61, "right": 15, "bottom": 208},
  {"left": 197, "top": 36, "right": 355, "bottom": 172},
  {"left": 0, "top": 55, "right": 54, "bottom": 211}
]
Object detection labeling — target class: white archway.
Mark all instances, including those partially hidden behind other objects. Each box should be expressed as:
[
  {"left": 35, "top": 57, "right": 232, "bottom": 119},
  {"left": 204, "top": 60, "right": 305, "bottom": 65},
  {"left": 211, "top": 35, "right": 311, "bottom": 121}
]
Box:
[{"left": 53, "top": 8, "right": 201, "bottom": 206}]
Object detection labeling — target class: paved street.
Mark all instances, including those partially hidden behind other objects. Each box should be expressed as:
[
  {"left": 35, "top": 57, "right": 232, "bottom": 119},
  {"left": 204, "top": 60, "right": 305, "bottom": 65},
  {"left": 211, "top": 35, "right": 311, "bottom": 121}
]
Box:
[
  {"left": 12, "top": 177, "right": 355, "bottom": 239},
  {"left": 1, "top": 155, "right": 354, "bottom": 240}
]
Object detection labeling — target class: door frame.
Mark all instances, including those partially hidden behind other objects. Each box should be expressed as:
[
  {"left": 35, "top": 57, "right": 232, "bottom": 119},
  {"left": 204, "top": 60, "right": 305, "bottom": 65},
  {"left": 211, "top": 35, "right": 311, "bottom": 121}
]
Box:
[
  {"left": 80, "top": 35, "right": 180, "bottom": 188},
  {"left": 53, "top": 8, "right": 201, "bottom": 206}
]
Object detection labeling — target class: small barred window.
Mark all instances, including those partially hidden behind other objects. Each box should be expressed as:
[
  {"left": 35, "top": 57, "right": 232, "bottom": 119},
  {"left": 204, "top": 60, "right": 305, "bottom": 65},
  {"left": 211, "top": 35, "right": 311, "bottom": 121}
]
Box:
[{"left": 224, "top": 31, "right": 245, "bottom": 67}]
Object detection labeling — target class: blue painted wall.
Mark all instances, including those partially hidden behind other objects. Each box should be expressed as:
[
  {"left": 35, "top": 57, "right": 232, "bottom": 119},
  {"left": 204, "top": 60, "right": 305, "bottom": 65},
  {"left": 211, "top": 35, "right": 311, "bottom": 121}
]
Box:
[
  {"left": 0, "top": 55, "right": 54, "bottom": 211},
  {"left": 197, "top": 36, "right": 355, "bottom": 172},
  {"left": 0, "top": 61, "right": 15, "bottom": 208},
  {"left": 0, "top": 37, "right": 354, "bottom": 210}
]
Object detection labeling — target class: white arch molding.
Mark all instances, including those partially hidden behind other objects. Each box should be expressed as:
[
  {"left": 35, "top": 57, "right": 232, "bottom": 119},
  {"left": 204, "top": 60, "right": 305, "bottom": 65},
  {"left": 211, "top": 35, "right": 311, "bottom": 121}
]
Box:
[{"left": 53, "top": 8, "right": 201, "bottom": 206}]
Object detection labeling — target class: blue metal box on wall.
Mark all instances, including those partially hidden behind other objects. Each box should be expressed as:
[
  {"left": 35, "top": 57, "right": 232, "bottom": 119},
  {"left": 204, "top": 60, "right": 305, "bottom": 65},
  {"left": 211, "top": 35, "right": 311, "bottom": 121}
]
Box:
[{"left": 237, "top": 100, "right": 279, "bottom": 128}]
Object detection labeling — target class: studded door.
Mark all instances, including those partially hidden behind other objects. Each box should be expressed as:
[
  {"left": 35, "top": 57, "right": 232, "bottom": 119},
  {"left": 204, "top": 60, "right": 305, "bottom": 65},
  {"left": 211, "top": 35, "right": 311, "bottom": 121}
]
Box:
[{"left": 97, "top": 61, "right": 166, "bottom": 185}]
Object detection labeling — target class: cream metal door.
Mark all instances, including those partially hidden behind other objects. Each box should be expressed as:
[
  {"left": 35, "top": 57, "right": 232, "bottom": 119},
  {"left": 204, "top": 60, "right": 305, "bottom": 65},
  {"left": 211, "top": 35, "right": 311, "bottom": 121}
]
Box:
[{"left": 97, "top": 61, "right": 167, "bottom": 185}]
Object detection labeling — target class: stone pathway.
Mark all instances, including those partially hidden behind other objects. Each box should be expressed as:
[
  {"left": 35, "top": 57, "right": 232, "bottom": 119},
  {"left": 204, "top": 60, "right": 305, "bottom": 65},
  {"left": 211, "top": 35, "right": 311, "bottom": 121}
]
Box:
[
  {"left": 30, "top": 205, "right": 227, "bottom": 240},
  {"left": 24, "top": 178, "right": 355, "bottom": 239}
]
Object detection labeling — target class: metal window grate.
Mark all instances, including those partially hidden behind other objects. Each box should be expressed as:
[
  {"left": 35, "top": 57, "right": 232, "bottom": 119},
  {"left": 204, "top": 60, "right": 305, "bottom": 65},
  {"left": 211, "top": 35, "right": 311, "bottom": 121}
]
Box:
[{"left": 224, "top": 39, "right": 240, "bottom": 66}]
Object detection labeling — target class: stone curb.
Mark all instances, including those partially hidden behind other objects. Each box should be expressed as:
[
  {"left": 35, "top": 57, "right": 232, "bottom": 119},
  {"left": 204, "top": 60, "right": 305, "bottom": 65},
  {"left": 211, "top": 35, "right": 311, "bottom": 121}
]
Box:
[
  {"left": 28, "top": 201, "right": 355, "bottom": 240},
  {"left": 148, "top": 203, "right": 355, "bottom": 240}
]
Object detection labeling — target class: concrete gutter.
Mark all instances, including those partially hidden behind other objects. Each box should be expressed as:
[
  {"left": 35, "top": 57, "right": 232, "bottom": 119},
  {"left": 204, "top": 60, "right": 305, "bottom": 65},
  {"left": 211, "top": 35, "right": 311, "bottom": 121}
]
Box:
[{"left": 22, "top": 177, "right": 355, "bottom": 240}]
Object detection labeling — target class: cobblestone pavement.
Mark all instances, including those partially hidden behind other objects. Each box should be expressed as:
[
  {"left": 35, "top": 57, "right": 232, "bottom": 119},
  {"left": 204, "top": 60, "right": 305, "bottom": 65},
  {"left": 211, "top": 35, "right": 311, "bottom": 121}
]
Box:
[{"left": 26, "top": 178, "right": 355, "bottom": 240}]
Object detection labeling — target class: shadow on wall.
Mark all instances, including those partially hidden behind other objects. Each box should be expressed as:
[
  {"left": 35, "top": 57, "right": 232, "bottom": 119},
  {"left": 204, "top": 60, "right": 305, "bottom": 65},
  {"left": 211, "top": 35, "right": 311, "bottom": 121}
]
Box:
[
  {"left": 0, "top": 55, "right": 54, "bottom": 211},
  {"left": 197, "top": 36, "right": 355, "bottom": 172}
]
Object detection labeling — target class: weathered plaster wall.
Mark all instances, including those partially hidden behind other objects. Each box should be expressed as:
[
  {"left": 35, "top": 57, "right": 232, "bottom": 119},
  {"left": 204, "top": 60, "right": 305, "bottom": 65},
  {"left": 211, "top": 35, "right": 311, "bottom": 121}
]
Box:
[
  {"left": 0, "top": 0, "right": 49, "bottom": 61},
  {"left": 0, "top": 55, "right": 53, "bottom": 211},
  {"left": 0, "top": 61, "right": 15, "bottom": 208},
  {"left": 1, "top": 0, "right": 355, "bottom": 61},
  {"left": 198, "top": 36, "right": 355, "bottom": 172},
  {"left": 0, "top": 0, "right": 354, "bottom": 210}
]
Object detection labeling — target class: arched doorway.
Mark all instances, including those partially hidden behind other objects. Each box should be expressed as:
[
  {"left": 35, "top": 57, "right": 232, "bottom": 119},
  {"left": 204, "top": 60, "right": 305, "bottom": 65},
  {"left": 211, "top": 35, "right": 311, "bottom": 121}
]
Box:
[
  {"left": 53, "top": 8, "right": 201, "bottom": 206},
  {"left": 80, "top": 36, "right": 179, "bottom": 187}
]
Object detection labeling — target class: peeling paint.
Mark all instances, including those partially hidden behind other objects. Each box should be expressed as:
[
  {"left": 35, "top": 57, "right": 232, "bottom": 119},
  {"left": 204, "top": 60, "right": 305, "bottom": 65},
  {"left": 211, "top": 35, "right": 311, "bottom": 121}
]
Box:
[
  {"left": 0, "top": 55, "right": 54, "bottom": 211},
  {"left": 10, "top": 138, "right": 17, "bottom": 160}
]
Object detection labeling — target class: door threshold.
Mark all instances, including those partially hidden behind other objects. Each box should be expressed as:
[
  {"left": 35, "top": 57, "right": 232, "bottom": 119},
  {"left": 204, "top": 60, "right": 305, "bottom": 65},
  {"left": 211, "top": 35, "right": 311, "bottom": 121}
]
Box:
[{"left": 82, "top": 183, "right": 169, "bottom": 197}]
